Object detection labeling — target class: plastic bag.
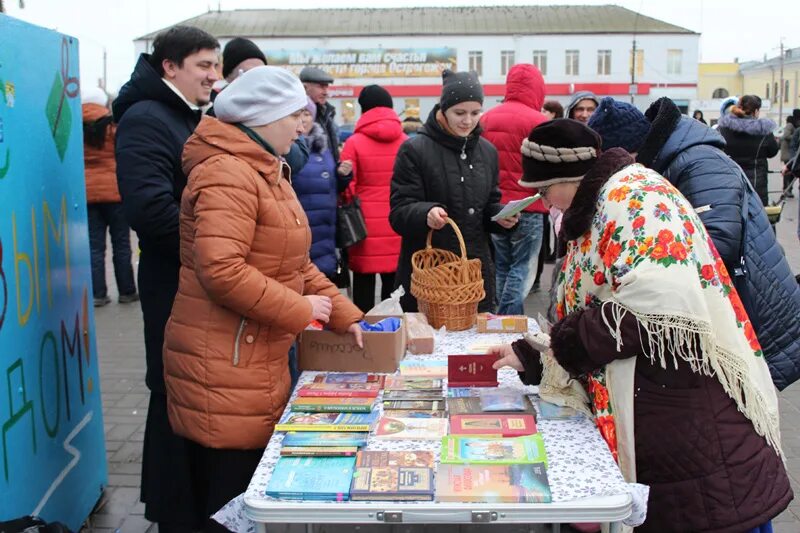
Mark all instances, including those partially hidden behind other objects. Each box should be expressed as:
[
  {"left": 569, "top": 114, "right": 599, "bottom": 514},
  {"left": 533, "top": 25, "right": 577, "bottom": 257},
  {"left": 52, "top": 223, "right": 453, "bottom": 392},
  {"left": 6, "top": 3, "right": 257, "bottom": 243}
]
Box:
[
  {"left": 359, "top": 317, "right": 402, "bottom": 332},
  {"left": 479, "top": 388, "right": 527, "bottom": 412},
  {"left": 366, "top": 286, "right": 404, "bottom": 316}
]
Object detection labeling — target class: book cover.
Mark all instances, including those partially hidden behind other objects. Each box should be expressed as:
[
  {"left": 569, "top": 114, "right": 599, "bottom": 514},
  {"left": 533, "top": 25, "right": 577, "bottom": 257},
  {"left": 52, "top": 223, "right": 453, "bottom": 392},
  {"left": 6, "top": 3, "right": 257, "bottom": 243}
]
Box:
[
  {"left": 447, "top": 354, "right": 498, "bottom": 387},
  {"left": 297, "top": 382, "right": 381, "bottom": 398},
  {"left": 383, "top": 400, "right": 445, "bottom": 411},
  {"left": 440, "top": 434, "right": 548, "bottom": 466},
  {"left": 383, "top": 390, "right": 445, "bottom": 401},
  {"left": 373, "top": 417, "right": 448, "bottom": 440},
  {"left": 291, "top": 397, "right": 376, "bottom": 413},
  {"left": 399, "top": 359, "right": 448, "bottom": 378},
  {"left": 447, "top": 387, "right": 482, "bottom": 398},
  {"left": 383, "top": 409, "right": 445, "bottom": 419},
  {"left": 535, "top": 399, "right": 584, "bottom": 420},
  {"left": 281, "top": 431, "right": 368, "bottom": 447},
  {"left": 384, "top": 377, "right": 443, "bottom": 391},
  {"left": 435, "top": 464, "right": 552, "bottom": 503},
  {"left": 275, "top": 412, "right": 377, "bottom": 432},
  {"left": 313, "top": 373, "right": 385, "bottom": 385},
  {"left": 446, "top": 397, "right": 485, "bottom": 415},
  {"left": 350, "top": 466, "right": 434, "bottom": 501},
  {"left": 355, "top": 450, "right": 435, "bottom": 468},
  {"left": 266, "top": 456, "right": 356, "bottom": 501},
  {"left": 479, "top": 389, "right": 534, "bottom": 413},
  {"left": 280, "top": 446, "right": 359, "bottom": 457},
  {"left": 449, "top": 414, "right": 537, "bottom": 437}
]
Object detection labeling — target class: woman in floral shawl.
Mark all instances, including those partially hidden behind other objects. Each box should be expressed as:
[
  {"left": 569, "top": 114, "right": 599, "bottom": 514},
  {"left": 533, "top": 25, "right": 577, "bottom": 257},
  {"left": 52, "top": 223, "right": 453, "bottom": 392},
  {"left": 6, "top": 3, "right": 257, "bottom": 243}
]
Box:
[{"left": 492, "top": 119, "right": 791, "bottom": 532}]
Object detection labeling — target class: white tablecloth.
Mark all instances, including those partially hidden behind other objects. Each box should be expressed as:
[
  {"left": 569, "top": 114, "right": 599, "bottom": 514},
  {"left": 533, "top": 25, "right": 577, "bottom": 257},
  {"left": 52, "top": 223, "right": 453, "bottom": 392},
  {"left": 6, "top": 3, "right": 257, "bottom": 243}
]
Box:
[{"left": 213, "top": 324, "right": 647, "bottom": 532}]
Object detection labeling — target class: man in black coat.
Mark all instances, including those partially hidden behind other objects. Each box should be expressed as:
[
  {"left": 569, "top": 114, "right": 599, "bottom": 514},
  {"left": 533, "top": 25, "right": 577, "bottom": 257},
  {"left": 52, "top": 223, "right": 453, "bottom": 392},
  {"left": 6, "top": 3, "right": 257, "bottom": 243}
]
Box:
[
  {"left": 113, "top": 26, "right": 219, "bottom": 531},
  {"left": 300, "top": 66, "right": 341, "bottom": 163}
]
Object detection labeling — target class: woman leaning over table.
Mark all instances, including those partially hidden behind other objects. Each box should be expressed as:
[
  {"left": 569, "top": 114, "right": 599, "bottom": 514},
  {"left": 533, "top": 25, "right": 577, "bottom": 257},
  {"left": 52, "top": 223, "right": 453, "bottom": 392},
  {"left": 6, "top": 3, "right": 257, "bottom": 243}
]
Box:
[
  {"left": 162, "top": 66, "right": 363, "bottom": 531},
  {"left": 491, "top": 119, "right": 791, "bottom": 532},
  {"left": 389, "top": 69, "right": 518, "bottom": 312}
]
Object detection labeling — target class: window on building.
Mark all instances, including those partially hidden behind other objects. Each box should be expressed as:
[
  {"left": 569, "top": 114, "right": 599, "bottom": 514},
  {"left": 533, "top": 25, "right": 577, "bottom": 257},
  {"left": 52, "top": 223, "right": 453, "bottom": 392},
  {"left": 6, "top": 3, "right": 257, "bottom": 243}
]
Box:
[
  {"left": 597, "top": 50, "right": 611, "bottom": 75},
  {"left": 501, "top": 50, "right": 515, "bottom": 76},
  {"left": 566, "top": 50, "right": 580, "bottom": 76},
  {"left": 468, "top": 51, "right": 483, "bottom": 77},
  {"left": 629, "top": 49, "right": 644, "bottom": 78},
  {"left": 766, "top": 83, "right": 770, "bottom": 101},
  {"left": 774, "top": 82, "right": 779, "bottom": 103},
  {"left": 712, "top": 88, "right": 729, "bottom": 99},
  {"left": 785, "top": 80, "right": 791, "bottom": 103},
  {"left": 667, "top": 49, "right": 683, "bottom": 75},
  {"left": 532, "top": 50, "right": 547, "bottom": 75}
]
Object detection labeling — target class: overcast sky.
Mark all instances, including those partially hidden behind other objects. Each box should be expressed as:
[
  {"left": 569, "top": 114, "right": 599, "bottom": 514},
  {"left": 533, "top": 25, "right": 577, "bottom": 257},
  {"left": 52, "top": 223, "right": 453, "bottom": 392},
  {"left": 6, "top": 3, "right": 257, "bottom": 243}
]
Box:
[{"left": 3, "top": 0, "right": 796, "bottom": 92}]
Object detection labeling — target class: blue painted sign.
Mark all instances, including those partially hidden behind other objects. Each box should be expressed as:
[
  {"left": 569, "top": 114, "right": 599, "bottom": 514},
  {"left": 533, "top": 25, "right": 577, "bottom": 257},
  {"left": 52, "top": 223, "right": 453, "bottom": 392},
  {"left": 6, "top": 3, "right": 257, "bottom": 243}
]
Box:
[{"left": 0, "top": 14, "right": 107, "bottom": 530}]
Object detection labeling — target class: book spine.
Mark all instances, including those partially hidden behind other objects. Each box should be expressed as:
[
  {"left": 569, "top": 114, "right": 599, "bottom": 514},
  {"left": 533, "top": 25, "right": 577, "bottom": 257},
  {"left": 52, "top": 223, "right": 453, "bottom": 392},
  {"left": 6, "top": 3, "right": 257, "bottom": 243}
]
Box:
[
  {"left": 274, "top": 424, "right": 371, "bottom": 432},
  {"left": 297, "top": 390, "right": 378, "bottom": 398},
  {"left": 290, "top": 404, "right": 373, "bottom": 413}
]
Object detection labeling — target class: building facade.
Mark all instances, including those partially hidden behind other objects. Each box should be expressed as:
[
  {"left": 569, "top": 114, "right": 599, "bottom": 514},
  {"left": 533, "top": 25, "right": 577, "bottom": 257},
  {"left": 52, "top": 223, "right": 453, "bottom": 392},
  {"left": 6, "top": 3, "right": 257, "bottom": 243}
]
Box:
[{"left": 135, "top": 6, "right": 700, "bottom": 123}]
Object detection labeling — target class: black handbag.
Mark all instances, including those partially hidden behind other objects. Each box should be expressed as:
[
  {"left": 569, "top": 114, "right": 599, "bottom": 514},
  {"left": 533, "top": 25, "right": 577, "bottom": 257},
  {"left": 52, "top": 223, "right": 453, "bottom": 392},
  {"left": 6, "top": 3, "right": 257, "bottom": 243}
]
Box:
[{"left": 336, "top": 194, "right": 368, "bottom": 248}]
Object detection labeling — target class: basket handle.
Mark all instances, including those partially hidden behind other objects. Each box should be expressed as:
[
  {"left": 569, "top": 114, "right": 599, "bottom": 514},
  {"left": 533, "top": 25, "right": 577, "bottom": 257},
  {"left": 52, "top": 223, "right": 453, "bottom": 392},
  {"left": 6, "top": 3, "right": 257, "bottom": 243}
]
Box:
[{"left": 425, "top": 217, "right": 468, "bottom": 261}]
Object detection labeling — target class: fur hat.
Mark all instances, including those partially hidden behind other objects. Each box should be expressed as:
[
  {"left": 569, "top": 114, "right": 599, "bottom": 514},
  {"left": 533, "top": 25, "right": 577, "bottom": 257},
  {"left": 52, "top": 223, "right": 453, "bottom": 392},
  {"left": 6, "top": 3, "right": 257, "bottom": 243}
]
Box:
[{"left": 520, "top": 119, "right": 602, "bottom": 188}]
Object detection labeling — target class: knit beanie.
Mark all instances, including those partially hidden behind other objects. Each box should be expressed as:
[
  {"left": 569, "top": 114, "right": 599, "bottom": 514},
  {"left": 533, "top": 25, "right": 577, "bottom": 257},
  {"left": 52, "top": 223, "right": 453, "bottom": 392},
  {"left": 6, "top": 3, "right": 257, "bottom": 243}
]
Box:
[
  {"left": 519, "top": 118, "right": 602, "bottom": 188},
  {"left": 222, "top": 38, "right": 267, "bottom": 79},
  {"left": 304, "top": 96, "right": 317, "bottom": 120},
  {"left": 587, "top": 97, "right": 650, "bottom": 153},
  {"left": 213, "top": 66, "right": 307, "bottom": 127},
  {"left": 440, "top": 69, "right": 483, "bottom": 111},
  {"left": 82, "top": 86, "right": 108, "bottom": 107},
  {"left": 358, "top": 85, "right": 393, "bottom": 113},
  {"left": 720, "top": 96, "right": 738, "bottom": 115}
]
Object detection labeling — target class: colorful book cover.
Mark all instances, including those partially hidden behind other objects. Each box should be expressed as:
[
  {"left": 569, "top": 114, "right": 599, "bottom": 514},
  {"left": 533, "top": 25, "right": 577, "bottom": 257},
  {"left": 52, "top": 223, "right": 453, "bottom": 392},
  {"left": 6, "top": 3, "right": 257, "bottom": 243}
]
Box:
[
  {"left": 297, "top": 382, "right": 381, "bottom": 398},
  {"left": 447, "top": 387, "right": 482, "bottom": 398},
  {"left": 384, "top": 377, "right": 443, "bottom": 391},
  {"left": 399, "top": 359, "right": 448, "bottom": 378},
  {"left": 447, "top": 354, "right": 499, "bottom": 387},
  {"left": 373, "top": 417, "right": 448, "bottom": 440},
  {"left": 535, "top": 399, "right": 584, "bottom": 420},
  {"left": 281, "top": 431, "right": 369, "bottom": 447},
  {"left": 313, "top": 373, "right": 385, "bottom": 385},
  {"left": 280, "top": 446, "right": 359, "bottom": 457},
  {"left": 449, "top": 414, "right": 537, "bottom": 437},
  {"left": 446, "top": 397, "right": 485, "bottom": 415},
  {"left": 440, "top": 434, "right": 548, "bottom": 466},
  {"left": 291, "top": 397, "right": 376, "bottom": 413},
  {"left": 383, "top": 409, "right": 445, "bottom": 419},
  {"left": 435, "top": 464, "right": 552, "bottom": 503},
  {"left": 350, "top": 466, "right": 435, "bottom": 501},
  {"left": 355, "top": 450, "right": 435, "bottom": 468},
  {"left": 266, "top": 456, "right": 356, "bottom": 501},
  {"left": 275, "top": 412, "right": 377, "bottom": 432},
  {"left": 383, "top": 390, "right": 445, "bottom": 401},
  {"left": 383, "top": 400, "right": 445, "bottom": 411}
]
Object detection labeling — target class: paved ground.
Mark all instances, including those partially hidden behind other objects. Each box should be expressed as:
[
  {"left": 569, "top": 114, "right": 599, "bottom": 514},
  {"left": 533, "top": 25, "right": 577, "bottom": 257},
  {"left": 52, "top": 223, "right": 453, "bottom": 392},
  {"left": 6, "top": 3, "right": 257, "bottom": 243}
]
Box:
[{"left": 83, "top": 174, "right": 800, "bottom": 533}]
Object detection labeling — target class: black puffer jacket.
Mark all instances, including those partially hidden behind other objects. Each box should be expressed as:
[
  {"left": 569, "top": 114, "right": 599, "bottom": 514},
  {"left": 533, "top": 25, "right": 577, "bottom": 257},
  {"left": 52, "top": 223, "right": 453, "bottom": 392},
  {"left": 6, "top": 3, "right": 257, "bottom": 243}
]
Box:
[
  {"left": 390, "top": 106, "right": 504, "bottom": 312},
  {"left": 717, "top": 113, "right": 779, "bottom": 206}
]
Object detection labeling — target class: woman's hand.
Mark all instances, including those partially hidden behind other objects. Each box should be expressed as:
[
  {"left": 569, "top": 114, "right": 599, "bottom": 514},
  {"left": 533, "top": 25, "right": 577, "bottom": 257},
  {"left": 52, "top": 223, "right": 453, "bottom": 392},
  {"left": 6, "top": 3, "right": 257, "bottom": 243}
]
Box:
[
  {"left": 337, "top": 160, "right": 353, "bottom": 176},
  {"left": 496, "top": 214, "right": 520, "bottom": 229},
  {"left": 347, "top": 322, "right": 364, "bottom": 348},
  {"left": 490, "top": 344, "right": 524, "bottom": 372},
  {"left": 305, "top": 295, "right": 332, "bottom": 323},
  {"left": 427, "top": 207, "right": 448, "bottom": 229}
]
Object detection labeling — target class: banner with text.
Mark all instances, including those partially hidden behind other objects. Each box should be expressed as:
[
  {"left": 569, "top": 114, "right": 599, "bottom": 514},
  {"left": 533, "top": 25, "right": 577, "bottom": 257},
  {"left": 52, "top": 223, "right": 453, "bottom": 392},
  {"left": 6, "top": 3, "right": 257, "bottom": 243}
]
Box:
[
  {"left": 0, "top": 14, "right": 106, "bottom": 530},
  {"left": 265, "top": 48, "right": 457, "bottom": 78}
]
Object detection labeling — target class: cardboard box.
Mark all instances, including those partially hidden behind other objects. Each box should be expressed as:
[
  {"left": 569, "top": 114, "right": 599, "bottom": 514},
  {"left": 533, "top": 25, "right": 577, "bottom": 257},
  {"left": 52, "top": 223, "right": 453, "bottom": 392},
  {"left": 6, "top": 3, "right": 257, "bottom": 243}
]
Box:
[
  {"left": 298, "top": 315, "right": 406, "bottom": 373},
  {"left": 476, "top": 313, "right": 529, "bottom": 333},
  {"left": 405, "top": 312, "right": 435, "bottom": 354}
]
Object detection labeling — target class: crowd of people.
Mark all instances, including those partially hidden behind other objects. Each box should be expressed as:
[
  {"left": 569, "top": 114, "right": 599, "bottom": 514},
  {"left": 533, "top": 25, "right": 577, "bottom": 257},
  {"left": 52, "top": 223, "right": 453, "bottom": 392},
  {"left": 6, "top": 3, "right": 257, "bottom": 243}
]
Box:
[{"left": 78, "top": 23, "right": 800, "bottom": 533}]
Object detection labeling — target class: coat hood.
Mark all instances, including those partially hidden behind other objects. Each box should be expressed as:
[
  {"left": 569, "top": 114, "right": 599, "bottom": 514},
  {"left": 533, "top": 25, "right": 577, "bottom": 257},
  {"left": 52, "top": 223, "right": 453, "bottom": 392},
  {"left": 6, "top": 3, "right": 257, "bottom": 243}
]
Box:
[
  {"left": 717, "top": 113, "right": 777, "bottom": 136},
  {"left": 182, "top": 116, "right": 281, "bottom": 183},
  {"left": 565, "top": 91, "right": 599, "bottom": 119},
  {"left": 354, "top": 106, "right": 404, "bottom": 143},
  {"left": 113, "top": 54, "right": 196, "bottom": 122},
  {"left": 504, "top": 64, "right": 545, "bottom": 111}
]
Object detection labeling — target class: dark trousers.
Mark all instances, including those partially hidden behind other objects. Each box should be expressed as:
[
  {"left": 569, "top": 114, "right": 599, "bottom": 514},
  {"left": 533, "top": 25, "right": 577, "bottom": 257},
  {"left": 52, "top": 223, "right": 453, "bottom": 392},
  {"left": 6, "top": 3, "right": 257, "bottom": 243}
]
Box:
[
  {"left": 352, "top": 272, "right": 396, "bottom": 313},
  {"left": 87, "top": 202, "right": 136, "bottom": 298}
]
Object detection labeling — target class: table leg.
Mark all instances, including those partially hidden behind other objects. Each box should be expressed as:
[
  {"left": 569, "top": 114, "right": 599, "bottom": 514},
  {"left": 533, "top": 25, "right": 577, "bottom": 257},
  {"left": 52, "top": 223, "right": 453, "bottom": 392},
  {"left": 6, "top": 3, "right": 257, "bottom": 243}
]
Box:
[
  {"left": 306, "top": 524, "right": 314, "bottom": 533},
  {"left": 255, "top": 523, "right": 267, "bottom": 533},
  {"left": 551, "top": 524, "right": 561, "bottom": 533},
  {"left": 608, "top": 522, "right": 622, "bottom": 533}
]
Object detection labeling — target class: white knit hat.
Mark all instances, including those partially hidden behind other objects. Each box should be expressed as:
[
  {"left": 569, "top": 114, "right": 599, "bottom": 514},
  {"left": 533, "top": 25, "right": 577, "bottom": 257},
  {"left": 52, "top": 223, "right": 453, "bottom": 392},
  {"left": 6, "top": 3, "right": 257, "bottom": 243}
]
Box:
[
  {"left": 81, "top": 86, "right": 108, "bottom": 106},
  {"left": 213, "top": 66, "right": 307, "bottom": 127}
]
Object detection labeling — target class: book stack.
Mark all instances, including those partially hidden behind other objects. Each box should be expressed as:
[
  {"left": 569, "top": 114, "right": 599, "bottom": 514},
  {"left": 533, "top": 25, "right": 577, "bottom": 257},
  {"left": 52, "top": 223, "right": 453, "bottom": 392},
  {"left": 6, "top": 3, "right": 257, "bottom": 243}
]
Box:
[
  {"left": 350, "top": 451, "right": 436, "bottom": 501},
  {"left": 375, "top": 377, "right": 448, "bottom": 441}
]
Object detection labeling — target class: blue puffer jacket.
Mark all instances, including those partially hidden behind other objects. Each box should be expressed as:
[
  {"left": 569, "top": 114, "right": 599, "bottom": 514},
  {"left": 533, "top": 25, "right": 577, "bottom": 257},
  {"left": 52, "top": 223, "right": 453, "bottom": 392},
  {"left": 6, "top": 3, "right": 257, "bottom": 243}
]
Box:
[
  {"left": 641, "top": 99, "right": 800, "bottom": 390},
  {"left": 292, "top": 124, "right": 339, "bottom": 277}
]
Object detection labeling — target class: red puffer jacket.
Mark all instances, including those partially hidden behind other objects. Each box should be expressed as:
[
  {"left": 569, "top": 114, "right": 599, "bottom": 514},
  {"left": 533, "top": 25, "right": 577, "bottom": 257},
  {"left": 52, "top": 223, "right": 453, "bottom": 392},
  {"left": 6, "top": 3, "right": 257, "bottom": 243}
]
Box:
[
  {"left": 480, "top": 64, "right": 548, "bottom": 214},
  {"left": 341, "top": 107, "right": 407, "bottom": 273}
]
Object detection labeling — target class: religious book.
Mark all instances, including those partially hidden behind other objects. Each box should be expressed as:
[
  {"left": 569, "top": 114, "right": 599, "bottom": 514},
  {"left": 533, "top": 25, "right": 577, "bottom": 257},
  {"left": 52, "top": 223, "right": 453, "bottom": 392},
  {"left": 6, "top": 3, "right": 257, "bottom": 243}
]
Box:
[
  {"left": 355, "top": 450, "right": 435, "bottom": 468},
  {"left": 313, "top": 373, "right": 385, "bottom": 386},
  {"left": 384, "top": 377, "right": 443, "bottom": 391},
  {"left": 275, "top": 412, "right": 377, "bottom": 432},
  {"left": 290, "top": 397, "right": 376, "bottom": 413},
  {"left": 281, "top": 431, "right": 368, "bottom": 448},
  {"left": 447, "top": 354, "right": 498, "bottom": 387},
  {"left": 449, "top": 414, "right": 537, "bottom": 437},
  {"left": 399, "top": 359, "right": 448, "bottom": 378},
  {"left": 440, "top": 434, "right": 548, "bottom": 466},
  {"left": 435, "top": 464, "right": 552, "bottom": 503},
  {"left": 296, "top": 382, "right": 381, "bottom": 398},
  {"left": 383, "top": 400, "right": 445, "bottom": 411},
  {"left": 350, "top": 466, "right": 435, "bottom": 501},
  {"left": 382, "top": 409, "right": 446, "bottom": 419},
  {"left": 383, "top": 390, "right": 445, "bottom": 401},
  {"left": 534, "top": 399, "right": 584, "bottom": 420},
  {"left": 266, "top": 456, "right": 356, "bottom": 501},
  {"left": 373, "top": 417, "right": 448, "bottom": 440},
  {"left": 280, "top": 446, "right": 359, "bottom": 457}
]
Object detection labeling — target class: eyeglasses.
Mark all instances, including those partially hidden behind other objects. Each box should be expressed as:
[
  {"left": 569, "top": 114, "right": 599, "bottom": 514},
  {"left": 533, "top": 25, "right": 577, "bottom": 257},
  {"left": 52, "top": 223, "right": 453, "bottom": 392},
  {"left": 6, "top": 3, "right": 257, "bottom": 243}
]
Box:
[{"left": 537, "top": 185, "right": 550, "bottom": 196}]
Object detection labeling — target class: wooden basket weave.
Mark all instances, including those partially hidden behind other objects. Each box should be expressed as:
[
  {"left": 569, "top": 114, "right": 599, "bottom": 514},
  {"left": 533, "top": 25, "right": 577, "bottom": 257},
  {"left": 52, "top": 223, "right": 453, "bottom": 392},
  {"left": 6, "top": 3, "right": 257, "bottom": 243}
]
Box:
[{"left": 410, "top": 218, "right": 485, "bottom": 331}]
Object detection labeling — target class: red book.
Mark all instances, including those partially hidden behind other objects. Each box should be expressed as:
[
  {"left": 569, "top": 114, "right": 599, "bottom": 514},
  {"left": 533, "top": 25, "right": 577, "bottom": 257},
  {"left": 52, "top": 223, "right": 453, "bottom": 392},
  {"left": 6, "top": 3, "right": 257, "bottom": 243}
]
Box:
[
  {"left": 447, "top": 354, "right": 498, "bottom": 387},
  {"left": 449, "top": 414, "right": 537, "bottom": 437},
  {"left": 297, "top": 383, "right": 381, "bottom": 398}
]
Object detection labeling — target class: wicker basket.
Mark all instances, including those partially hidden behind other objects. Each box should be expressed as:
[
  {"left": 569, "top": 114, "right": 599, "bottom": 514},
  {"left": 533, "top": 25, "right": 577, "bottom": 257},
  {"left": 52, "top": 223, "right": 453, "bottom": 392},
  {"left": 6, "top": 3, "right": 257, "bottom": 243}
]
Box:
[{"left": 410, "top": 218, "right": 485, "bottom": 331}]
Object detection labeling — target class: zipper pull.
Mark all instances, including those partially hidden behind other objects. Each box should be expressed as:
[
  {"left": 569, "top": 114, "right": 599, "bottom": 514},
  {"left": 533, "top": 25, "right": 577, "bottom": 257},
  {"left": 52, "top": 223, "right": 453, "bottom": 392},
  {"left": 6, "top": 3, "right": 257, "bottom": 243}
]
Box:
[{"left": 461, "top": 176, "right": 465, "bottom": 183}]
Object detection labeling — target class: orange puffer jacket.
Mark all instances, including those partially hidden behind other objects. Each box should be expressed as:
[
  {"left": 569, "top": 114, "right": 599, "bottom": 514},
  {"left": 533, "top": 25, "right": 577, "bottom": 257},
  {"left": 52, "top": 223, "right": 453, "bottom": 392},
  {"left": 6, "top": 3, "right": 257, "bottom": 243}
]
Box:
[
  {"left": 163, "top": 116, "right": 363, "bottom": 450},
  {"left": 82, "top": 103, "right": 121, "bottom": 204}
]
